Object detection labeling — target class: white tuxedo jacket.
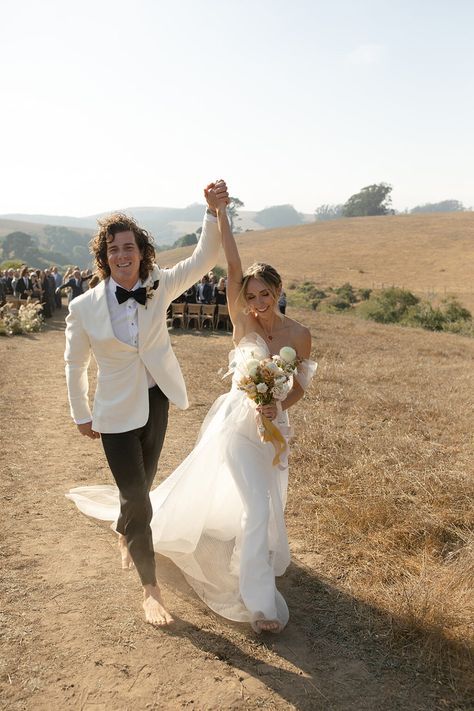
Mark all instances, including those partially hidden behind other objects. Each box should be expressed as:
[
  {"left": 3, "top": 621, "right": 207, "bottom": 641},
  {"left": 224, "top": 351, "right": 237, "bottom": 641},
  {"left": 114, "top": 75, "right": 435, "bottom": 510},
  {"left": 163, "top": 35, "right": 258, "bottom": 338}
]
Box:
[{"left": 64, "top": 216, "right": 220, "bottom": 433}]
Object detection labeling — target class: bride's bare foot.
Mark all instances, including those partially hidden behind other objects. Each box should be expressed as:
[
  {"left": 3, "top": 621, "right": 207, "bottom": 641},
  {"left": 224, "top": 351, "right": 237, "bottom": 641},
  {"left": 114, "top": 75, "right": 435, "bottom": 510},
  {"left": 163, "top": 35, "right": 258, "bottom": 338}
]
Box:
[
  {"left": 117, "top": 534, "right": 134, "bottom": 570},
  {"left": 255, "top": 619, "right": 282, "bottom": 633},
  {"left": 143, "top": 584, "right": 174, "bottom": 626}
]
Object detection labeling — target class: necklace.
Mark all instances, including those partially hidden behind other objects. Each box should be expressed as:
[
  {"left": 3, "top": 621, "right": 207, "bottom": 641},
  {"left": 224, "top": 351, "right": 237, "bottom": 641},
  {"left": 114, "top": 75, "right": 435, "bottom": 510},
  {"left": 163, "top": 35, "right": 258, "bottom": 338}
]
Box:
[{"left": 259, "top": 313, "right": 277, "bottom": 341}]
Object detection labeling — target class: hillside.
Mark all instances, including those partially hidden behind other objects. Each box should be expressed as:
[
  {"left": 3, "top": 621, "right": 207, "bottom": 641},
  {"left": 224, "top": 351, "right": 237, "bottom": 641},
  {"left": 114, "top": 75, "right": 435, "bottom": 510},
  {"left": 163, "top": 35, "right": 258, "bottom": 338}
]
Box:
[
  {"left": 0, "top": 206, "right": 314, "bottom": 248},
  {"left": 158, "top": 212, "right": 474, "bottom": 310}
]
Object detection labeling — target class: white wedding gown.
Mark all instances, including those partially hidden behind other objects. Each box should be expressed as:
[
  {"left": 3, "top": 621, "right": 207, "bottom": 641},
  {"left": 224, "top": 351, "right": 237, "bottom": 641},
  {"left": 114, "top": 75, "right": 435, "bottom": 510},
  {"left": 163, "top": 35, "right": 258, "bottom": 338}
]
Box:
[{"left": 67, "top": 333, "right": 316, "bottom": 631}]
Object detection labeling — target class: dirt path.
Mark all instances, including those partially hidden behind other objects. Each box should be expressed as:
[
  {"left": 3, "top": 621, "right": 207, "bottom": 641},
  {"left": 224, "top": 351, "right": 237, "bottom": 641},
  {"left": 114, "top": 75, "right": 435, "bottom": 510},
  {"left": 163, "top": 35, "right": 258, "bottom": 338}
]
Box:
[{"left": 0, "top": 312, "right": 467, "bottom": 710}]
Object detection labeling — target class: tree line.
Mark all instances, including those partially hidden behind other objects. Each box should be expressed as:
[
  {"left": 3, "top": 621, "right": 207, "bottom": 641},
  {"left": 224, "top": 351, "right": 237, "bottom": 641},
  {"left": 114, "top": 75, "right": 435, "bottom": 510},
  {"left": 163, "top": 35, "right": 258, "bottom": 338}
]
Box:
[{"left": 314, "top": 185, "right": 468, "bottom": 221}]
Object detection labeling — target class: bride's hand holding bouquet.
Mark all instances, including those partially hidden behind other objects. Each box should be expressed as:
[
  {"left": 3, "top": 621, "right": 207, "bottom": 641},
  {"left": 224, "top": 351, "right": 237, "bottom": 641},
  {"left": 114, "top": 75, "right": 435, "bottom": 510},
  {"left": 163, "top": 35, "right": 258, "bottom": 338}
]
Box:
[{"left": 237, "top": 346, "right": 299, "bottom": 465}]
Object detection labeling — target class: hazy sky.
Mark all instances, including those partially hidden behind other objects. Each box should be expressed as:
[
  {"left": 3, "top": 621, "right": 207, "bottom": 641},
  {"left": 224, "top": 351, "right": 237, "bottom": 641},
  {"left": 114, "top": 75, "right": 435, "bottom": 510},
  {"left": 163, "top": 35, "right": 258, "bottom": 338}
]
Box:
[{"left": 1, "top": 0, "right": 473, "bottom": 216}]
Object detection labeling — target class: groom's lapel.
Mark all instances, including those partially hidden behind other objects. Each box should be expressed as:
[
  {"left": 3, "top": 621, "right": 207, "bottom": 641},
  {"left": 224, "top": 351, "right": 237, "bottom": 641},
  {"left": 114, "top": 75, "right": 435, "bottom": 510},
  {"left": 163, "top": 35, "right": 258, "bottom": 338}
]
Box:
[
  {"left": 91, "top": 279, "right": 114, "bottom": 338},
  {"left": 137, "top": 267, "right": 160, "bottom": 345},
  {"left": 137, "top": 293, "right": 153, "bottom": 340}
]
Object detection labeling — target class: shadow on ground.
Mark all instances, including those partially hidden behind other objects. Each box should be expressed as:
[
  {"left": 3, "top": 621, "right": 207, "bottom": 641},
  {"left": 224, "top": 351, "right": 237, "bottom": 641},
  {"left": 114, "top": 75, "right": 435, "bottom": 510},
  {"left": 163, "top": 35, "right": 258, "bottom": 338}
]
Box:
[{"left": 157, "top": 554, "right": 472, "bottom": 711}]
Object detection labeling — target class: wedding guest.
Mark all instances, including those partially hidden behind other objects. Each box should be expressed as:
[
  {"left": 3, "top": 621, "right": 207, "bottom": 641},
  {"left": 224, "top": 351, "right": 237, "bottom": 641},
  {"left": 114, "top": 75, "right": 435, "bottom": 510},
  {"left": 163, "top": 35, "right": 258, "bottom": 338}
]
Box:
[
  {"left": 214, "top": 276, "right": 227, "bottom": 305},
  {"left": 197, "top": 274, "right": 213, "bottom": 304},
  {"left": 51, "top": 266, "right": 63, "bottom": 308},
  {"left": 15, "top": 266, "right": 34, "bottom": 300},
  {"left": 278, "top": 290, "right": 287, "bottom": 315},
  {"left": 0, "top": 273, "right": 6, "bottom": 306},
  {"left": 56, "top": 269, "right": 92, "bottom": 301}
]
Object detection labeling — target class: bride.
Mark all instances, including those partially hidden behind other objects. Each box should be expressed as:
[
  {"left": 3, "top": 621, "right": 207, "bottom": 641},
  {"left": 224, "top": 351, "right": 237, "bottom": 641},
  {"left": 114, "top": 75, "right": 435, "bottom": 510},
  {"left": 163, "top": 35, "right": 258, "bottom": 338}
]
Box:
[{"left": 67, "top": 186, "right": 316, "bottom": 633}]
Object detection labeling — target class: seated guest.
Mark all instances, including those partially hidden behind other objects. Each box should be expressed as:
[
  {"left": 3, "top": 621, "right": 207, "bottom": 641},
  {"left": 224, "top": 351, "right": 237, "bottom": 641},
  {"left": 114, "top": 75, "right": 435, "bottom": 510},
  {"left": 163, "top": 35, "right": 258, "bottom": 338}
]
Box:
[
  {"left": 214, "top": 276, "right": 227, "bottom": 305},
  {"left": 196, "top": 274, "right": 213, "bottom": 304},
  {"left": 184, "top": 283, "right": 197, "bottom": 304}
]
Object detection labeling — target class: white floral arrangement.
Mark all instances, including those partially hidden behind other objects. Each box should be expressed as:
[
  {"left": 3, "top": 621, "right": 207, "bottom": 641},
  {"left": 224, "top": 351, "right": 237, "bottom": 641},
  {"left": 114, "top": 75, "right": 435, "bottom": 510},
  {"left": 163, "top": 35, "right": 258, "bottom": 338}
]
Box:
[
  {"left": 0, "top": 301, "right": 44, "bottom": 336},
  {"left": 237, "top": 346, "right": 298, "bottom": 406},
  {"left": 236, "top": 346, "right": 299, "bottom": 466}
]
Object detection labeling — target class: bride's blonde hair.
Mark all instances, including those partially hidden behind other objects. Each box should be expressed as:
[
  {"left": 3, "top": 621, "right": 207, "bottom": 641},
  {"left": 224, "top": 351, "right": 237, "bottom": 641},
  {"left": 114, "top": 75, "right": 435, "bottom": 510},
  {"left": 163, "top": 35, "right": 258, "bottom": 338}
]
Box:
[{"left": 237, "top": 263, "right": 282, "bottom": 315}]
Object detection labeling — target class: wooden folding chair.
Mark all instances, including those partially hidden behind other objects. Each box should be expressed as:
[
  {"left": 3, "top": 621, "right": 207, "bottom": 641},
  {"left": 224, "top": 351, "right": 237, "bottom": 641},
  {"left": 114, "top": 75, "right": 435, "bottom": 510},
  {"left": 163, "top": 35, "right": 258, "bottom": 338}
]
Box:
[
  {"left": 170, "top": 302, "right": 186, "bottom": 328},
  {"left": 186, "top": 303, "right": 201, "bottom": 329},
  {"left": 200, "top": 304, "right": 216, "bottom": 330},
  {"left": 215, "top": 304, "right": 231, "bottom": 331}
]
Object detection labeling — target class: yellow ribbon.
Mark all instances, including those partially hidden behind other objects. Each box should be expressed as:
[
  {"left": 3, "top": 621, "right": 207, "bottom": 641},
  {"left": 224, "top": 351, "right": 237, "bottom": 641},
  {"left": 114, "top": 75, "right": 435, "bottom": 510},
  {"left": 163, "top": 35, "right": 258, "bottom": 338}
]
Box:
[{"left": 256, "top": 413, "right": 287, "bottom": 467}]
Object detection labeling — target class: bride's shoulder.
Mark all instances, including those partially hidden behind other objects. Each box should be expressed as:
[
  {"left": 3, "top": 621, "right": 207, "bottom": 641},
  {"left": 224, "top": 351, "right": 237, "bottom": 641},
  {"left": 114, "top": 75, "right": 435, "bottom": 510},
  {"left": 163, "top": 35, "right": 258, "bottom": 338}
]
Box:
[{"left": 286, "top": 317, "right": 312, "bottom": 359}]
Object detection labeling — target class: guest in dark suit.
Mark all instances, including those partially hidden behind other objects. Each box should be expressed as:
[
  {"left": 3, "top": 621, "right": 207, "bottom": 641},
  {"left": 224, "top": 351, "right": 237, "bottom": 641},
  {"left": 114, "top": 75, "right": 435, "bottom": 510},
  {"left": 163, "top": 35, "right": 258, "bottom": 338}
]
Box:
[
  {"left": 214, "top": 277, "right": 227, "bottom": 305},
  {"left": 196, "top": 274, "right": 213, "bottom": 304},
  {"left": 14, "top": 267, "right": 34, "bottom": 300},
  {"left": 56, "top": 269, "right": 92, "bottom": 301}
]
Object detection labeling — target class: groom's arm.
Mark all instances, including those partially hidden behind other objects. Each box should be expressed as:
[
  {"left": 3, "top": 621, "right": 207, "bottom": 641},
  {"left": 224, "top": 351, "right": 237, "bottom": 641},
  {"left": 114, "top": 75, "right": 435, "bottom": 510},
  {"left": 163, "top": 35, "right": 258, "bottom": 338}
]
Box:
[
  {"left": 163, "top": 212, "right": 221, "bottom": 304},
  {"left": 64, "top": 300, "right": 93, "bottom": 426},
  {"left": 162, "top": 180, "right": 228, "bottom": 303}
]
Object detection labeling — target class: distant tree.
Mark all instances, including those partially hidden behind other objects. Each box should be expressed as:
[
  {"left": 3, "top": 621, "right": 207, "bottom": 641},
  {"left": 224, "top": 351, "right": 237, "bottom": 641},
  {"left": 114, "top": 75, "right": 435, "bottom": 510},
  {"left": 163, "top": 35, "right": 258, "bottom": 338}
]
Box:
[
  {"left": 255, "top": 204, "right": 304, "bottom": 229},
  {"left": 410, "top": 200, "right": 465, "bottom": 214},
  {"left": 1, "top": 231, "right": 35, "bottom": 260},
  {"left": 314, "top": 204, "right": 344, "bottom": 221},
  {"left": 228, "top": 197, "right": 244, "bottom": 233},
  {"left": 173, "top": 233, "right": 198, "bottom": 248},
  {"left": 343, "top": 183, "right": 393, "bottom": 217},
  {"left": 0, "top": 258, "right": 23, "bottom": 270}
]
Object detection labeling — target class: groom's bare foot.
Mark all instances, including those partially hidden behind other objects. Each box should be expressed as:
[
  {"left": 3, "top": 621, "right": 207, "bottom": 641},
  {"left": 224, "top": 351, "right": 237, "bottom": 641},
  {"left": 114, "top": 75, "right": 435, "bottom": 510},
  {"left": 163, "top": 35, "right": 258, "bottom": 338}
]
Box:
[
  {"left": 143, "top": 584, "right": 174, "bottom": 626},
  {"left": 255, "top": 619, "right": 282, "bottom": 633},
  {"left": 117, "top": 534, "right": 134, "bottom": 570}
]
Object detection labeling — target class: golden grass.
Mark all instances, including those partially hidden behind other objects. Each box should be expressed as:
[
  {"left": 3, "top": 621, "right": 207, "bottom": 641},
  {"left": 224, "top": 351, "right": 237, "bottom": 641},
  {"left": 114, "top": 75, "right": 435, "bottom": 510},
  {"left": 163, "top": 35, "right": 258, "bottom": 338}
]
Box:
[
  {"left": 159, "top": 211, "right": 474, "bottom": 311},
  {"left": 287, "top": 309, "right": 474, "bottom": 691}
]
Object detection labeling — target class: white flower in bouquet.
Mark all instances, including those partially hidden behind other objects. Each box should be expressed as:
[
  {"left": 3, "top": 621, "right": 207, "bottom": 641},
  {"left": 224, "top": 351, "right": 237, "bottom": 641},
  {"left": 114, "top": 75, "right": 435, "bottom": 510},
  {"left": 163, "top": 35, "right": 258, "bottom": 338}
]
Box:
[
  {"left": 273, "top": 381, "right": 290, "bottom": 400},
  {"left": 264, "top": 360, "right": 281, "bottom": 374},
  {"left": 256, "top": 382, "right": 268, "bottom": 394},
  {"left": 245, "top": 358, "right": 261, "bottom": 377},
  {"left": 279, "top": 346, "right": 297, "bottom": 364}
]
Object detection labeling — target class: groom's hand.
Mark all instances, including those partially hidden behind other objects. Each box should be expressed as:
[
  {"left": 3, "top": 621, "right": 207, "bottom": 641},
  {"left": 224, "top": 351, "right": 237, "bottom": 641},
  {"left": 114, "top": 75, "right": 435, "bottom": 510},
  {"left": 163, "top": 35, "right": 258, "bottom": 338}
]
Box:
[
  {"left": 77, "top": 421, "right": 101, "bottom": 439},
  {"left": 204, "top": 179, "right": 229, "bottom": 212}
]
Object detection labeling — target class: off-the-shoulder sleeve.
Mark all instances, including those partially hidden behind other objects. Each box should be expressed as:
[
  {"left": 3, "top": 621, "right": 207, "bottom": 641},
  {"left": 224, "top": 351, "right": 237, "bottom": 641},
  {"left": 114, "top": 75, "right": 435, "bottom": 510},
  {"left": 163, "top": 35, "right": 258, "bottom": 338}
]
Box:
[{"left": 294, "top": 359, "right": 317, "bottom": 391}]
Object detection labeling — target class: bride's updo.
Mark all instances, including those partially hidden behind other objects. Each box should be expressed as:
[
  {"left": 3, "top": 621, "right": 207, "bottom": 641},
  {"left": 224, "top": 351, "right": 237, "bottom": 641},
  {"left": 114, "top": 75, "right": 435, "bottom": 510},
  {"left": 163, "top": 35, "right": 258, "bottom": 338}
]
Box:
[{"left": 238, "top": 262, "right": 282, "bottom": 311}]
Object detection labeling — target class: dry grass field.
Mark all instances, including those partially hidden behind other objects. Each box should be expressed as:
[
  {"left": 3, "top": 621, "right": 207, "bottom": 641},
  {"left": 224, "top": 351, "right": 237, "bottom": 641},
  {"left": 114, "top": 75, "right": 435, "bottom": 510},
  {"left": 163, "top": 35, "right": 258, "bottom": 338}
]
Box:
[
  {"left": 160, "top": 212, "right": 474, "bottom": 311},
  {"left": 0, "top": 300, "right": 473, "bottom": 709}
]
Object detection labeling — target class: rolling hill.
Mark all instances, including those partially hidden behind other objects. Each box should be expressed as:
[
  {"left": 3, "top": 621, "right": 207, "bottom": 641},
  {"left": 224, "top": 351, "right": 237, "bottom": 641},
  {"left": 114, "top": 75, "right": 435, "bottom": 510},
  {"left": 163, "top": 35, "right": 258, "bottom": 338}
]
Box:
[{"left": 158, "top": 211, "right": 474, "bottom": 310}]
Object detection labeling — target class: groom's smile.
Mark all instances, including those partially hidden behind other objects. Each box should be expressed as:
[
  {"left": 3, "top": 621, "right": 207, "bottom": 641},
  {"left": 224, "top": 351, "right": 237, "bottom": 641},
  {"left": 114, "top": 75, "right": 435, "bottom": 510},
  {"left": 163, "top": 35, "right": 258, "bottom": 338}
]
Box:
[{"left": 106, "top": 230, "right": 143, "bottom": 290}]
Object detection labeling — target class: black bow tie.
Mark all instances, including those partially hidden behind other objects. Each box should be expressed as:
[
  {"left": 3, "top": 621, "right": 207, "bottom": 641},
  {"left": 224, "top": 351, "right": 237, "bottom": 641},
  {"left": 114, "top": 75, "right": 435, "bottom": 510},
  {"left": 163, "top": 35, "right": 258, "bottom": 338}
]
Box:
[{"left": 115, "top": 285, "right": 147, "bottom": 305}]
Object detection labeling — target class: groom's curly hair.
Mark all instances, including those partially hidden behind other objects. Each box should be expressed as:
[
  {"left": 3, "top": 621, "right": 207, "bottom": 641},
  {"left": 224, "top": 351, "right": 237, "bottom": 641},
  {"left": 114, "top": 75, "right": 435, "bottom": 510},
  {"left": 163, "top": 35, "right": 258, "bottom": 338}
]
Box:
[{"left": 90, "top": 213, "right": 156, "bottom": 281}]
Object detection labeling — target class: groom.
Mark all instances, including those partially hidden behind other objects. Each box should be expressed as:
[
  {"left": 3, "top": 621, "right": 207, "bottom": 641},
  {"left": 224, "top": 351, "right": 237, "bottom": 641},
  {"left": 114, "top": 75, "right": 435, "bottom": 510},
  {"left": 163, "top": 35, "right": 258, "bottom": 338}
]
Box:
[{"left": 64, "top": 180, "right": 228, "bottom": 625}]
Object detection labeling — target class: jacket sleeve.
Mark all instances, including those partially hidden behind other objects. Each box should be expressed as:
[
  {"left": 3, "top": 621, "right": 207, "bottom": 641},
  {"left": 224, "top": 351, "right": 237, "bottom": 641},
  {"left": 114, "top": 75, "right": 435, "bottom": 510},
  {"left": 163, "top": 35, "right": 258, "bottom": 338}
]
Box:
[
  {"left": 162, "top": 215, "right": 221, "bottom": 304},
  {"left": 64, "top": 300, "right": 92, "bottom": 422}
]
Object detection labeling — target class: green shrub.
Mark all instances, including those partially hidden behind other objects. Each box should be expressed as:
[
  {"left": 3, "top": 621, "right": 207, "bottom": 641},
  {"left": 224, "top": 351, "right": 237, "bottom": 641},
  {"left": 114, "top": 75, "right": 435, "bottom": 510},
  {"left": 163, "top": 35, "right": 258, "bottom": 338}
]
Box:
[
  {"left": 319, "top": 294, "right": 352, "bottom": 312},
  {"left": 440, "top": 297, "right": 471, "bottom": 323},
  {"left": 287, "top": 281, "right": 326, "bottom": 310},
  {"left": 358, "top": 287, "right": 419, "bottom": 324},
  {"left": 402, "top": 302, "right": 445, "bottom": 331},
  {"left": 334, "top": 282, "right": 357, "bottom": 303}
]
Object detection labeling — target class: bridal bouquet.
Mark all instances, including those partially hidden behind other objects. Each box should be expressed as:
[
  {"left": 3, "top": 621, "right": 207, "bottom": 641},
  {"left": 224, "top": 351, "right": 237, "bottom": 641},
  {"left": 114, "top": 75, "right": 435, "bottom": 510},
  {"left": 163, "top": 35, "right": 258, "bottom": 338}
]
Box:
[{"left": 237, "top": 346, "right": 299, "bottom": 465}]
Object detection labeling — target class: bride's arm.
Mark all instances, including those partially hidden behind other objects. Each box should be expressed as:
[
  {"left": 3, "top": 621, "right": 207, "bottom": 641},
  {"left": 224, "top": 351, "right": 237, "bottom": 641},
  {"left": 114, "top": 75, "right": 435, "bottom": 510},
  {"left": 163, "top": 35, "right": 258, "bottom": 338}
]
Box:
[{"left": 204, "top": 186, "right": 245, "bottom": 337}]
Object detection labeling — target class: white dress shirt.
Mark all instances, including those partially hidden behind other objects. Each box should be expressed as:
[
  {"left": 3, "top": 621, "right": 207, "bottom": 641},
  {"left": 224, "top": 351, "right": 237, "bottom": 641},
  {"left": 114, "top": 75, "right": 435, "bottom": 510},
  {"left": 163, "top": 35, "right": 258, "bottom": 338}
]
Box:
[{"left": 106, "top": 275, "right": 156, "bottom": 389}]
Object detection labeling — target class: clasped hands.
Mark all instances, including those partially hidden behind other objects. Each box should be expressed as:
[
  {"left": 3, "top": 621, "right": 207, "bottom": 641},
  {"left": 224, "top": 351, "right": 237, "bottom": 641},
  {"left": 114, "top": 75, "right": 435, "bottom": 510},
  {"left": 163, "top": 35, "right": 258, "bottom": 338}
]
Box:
[{"left": 204, "top": 179, "right": 229, "bottom": 213}]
